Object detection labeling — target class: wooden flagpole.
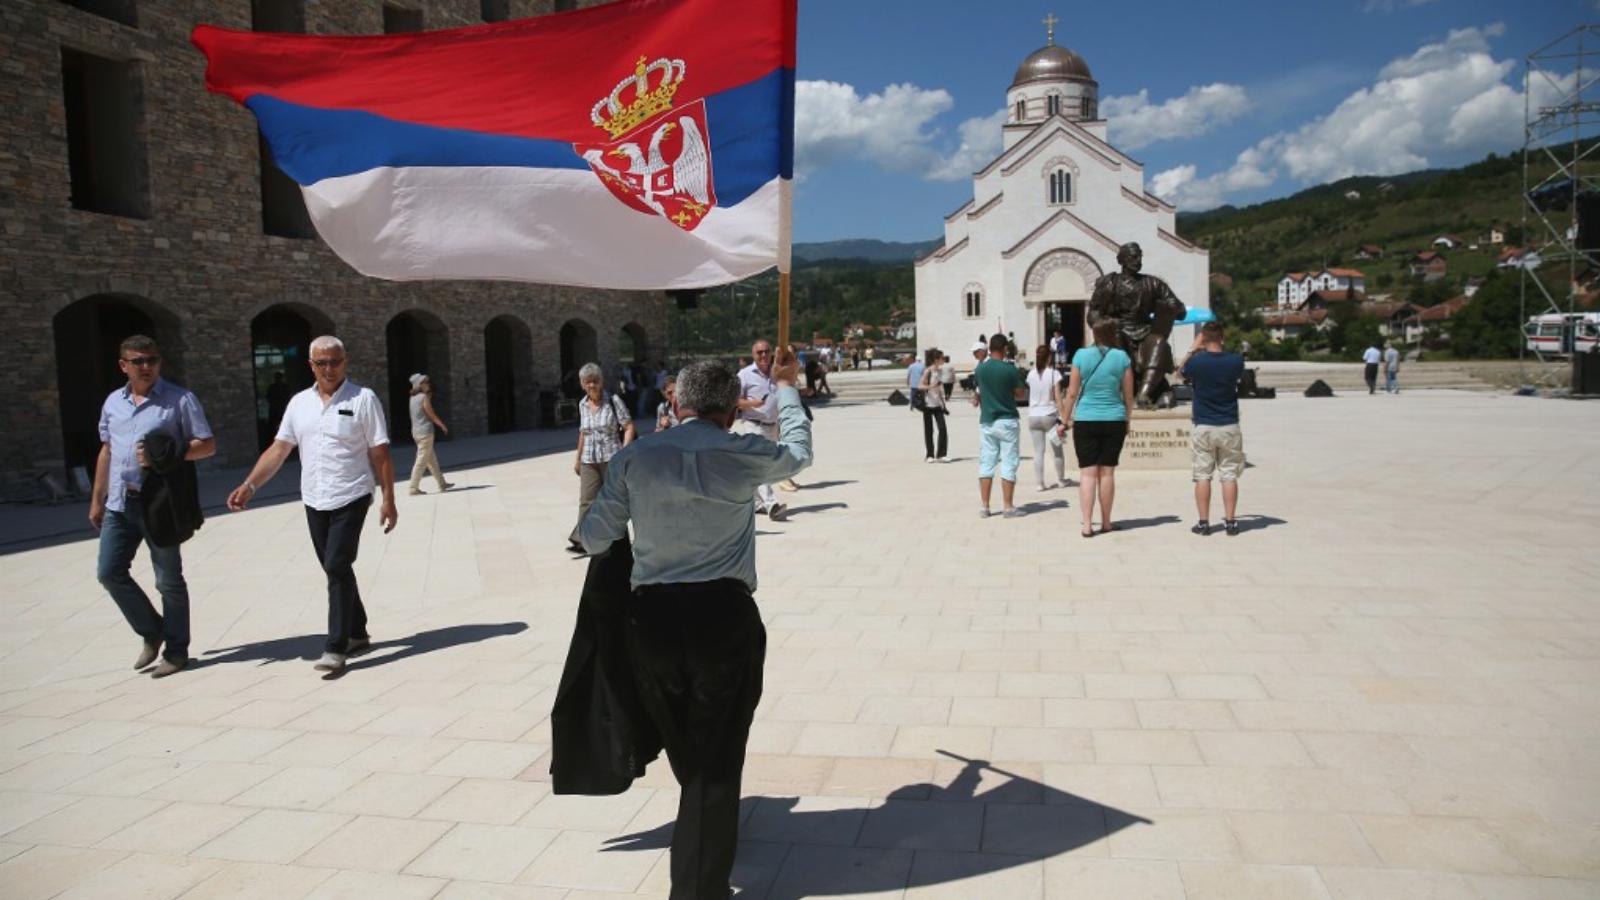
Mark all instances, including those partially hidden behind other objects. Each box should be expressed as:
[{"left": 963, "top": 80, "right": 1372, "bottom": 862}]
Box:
[{"left": 777, "top": 178, "right": 793, "bottom": 350}]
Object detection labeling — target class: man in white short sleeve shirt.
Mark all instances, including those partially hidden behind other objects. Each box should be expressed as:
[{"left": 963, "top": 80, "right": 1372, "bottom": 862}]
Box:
[{"left": 228, "top": 335, "right": 397, "bottom": 674}]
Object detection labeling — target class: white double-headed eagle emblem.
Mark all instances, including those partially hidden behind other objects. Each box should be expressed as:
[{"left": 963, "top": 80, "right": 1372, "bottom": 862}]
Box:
[{"left": 575, "top": 56, "right": 716, "bottom": 232}]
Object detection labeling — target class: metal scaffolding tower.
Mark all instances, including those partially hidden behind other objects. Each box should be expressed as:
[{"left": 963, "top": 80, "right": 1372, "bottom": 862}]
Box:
[{"left": 1521, "top": 25, "right": 1600, "bottom": 372}]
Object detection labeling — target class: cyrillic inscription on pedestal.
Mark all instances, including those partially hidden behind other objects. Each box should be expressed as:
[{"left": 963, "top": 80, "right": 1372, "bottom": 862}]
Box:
[{"left": 1119, "top": 409, "right": 1191, "bottom": 470}]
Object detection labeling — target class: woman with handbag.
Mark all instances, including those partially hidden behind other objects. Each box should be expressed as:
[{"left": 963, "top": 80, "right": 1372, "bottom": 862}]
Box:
[
  {"left": 917, "top": 348, "right": 948, "bottom": 462},
  {"left": 568, "top": 363, "right": 635, "bottom": 554},
  {"left": 1060, "top": 319, "right": 1134, "bottom": 537},
  {"left": 1025, "top": 344, "right": 1066, "bottom": 492}
]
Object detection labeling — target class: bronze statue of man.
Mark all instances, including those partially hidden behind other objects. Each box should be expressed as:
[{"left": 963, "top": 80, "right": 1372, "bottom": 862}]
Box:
[{"left": 1087, "top": 242, "right": 1187, "bottom": 408}]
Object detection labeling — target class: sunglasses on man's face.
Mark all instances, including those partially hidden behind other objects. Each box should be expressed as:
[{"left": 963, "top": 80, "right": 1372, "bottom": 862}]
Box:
[
  {"left": 754, "top": 350, "right": 772, "bottom": 356},
  {"left": 121, "top": 356, "right": 161, "bottom": 367},
  {"left": 311, "top": 357, "right": 346, "bottom": 369}
]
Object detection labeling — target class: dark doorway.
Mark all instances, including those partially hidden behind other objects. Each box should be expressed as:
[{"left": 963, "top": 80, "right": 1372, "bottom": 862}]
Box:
[
  {"left": 386, "top": 311, "right": 451, "bottom": 444},
  {"left": 619, "top": 322, "right": 648, "bottom": 366},
  {"left": 1043, "top": 301, "right": 1086, "bottom": 360},
  {"left": 558, "top": 319, "right": 598, "bottom": 398},
  {"left": 484, "top": 315, "right": 535, "bottom": 434},
  {"left": 52, "top": 295, "right": 181, "bottom": 473},
  {"left": 251, "top": 305, "right": 331, "bottom": 449}
]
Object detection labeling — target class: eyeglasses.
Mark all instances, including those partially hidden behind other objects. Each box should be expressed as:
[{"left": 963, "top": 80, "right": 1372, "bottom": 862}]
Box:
[
  {"left": 754, "top": 349, "right": 772, "bottom": 356},
  {"left": 310, "top": 357, "right": 346, "bottom": 369},
  {"left": 121, "top": 356, "right": 161, "bottom": 367}
]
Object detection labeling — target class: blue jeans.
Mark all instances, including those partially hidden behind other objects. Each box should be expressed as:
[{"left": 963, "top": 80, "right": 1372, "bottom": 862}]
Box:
[
  {"left": 978, "top": 417, "right": 1021, "bottom": 482},
  {"left": 97, "top": 498, "right": 189, "bottom": 661},
  {"left": 1385, "top": 370, "right": 1399, "bottom": 392}
]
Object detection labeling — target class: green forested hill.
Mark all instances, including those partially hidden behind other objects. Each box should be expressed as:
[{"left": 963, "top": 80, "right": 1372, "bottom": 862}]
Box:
[{"left": 1176, "top": 151, "right": 1555, "bottom": 303}]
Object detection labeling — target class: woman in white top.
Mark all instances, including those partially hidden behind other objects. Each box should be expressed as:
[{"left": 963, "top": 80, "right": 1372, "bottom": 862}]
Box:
[
  {"left": 1025, "top": 344, "right": 1066, "bottom": 491},
  {"left": 916, "top": 348, "right": 948, "bottom": 462},
  {"left": 939, "top": 357, "right": 956, "bottom": 402},
  {"left": 407, "top": 374, "right": 453, "bottom": 496}
]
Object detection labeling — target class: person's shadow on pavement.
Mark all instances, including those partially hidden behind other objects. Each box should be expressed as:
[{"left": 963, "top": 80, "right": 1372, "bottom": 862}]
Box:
[{"left": 199, "top": 622, "right": 528, "bottom": 671}]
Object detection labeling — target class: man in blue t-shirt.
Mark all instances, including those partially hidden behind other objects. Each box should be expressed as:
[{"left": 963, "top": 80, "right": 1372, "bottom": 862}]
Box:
[
  {"left": 971, "top": 334, "right": 1028, "bottom": 518},
  {"left": 1179, "top": 322, "right": 1246, "bottom": 536}
]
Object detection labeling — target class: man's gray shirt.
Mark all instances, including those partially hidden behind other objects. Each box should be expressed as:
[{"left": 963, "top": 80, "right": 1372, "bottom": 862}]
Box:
[{"left": 578, "top": 386, "right": 813, "bottom": 592}]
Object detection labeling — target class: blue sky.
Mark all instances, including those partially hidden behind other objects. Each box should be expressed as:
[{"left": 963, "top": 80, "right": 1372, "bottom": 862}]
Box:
[{"left": 789, "top": 0, "right": 1594, "bottom": 242}]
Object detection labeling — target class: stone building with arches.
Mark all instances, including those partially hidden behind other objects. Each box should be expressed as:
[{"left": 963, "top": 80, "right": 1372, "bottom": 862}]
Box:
[
  {"left": 3, "top": 0, "right": 665, "bottom": 491},
  {"left": 914, "top": 26, "right": 1209, "bottom": 361}
]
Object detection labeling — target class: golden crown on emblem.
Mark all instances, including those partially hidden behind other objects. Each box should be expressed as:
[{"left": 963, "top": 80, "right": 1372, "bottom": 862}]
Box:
[{"left": 591, "top": 56, "right": 687, "bottom": 139}]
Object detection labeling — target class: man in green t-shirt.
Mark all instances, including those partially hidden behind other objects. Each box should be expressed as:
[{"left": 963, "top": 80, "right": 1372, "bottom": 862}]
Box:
[{"left": 970, "top": 334, "right": 1028, "bottom": 518}]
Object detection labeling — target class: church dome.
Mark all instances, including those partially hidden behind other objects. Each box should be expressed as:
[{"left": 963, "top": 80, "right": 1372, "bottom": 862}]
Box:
[{"left": 1010, "top": 44, "right": 1094, "bottom": 88}]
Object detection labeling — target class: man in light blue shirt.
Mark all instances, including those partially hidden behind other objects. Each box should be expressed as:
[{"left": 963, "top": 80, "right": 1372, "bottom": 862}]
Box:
[
  {"left": 906, "top": 355, "right": 925, "bottom": 409},
  {"left": 578, "top": 352, "right": 810, "bottom": 900},
  {"left": 90, "top": 334, "right": 215, "bottom": 678}
]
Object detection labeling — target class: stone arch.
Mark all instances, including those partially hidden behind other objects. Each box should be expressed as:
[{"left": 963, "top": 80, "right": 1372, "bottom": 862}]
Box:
[
  {"left": 484, "top": 314, "right": 536, "bottom": 433},
  {"left": 618, "top": 321, "right": 649, "bottom": 366},
  {"left": 1024, "top": 248, "right": 1102, "bottom": 300},
  {"left": 250, "top": 302, "right": 335, "bottom": 449},
  {"left": 51, "top": 293, "right": 185, "bottom": 472},
  {"left": 386, "top": 309, "right": 452, "bottom": 444},
  {"left": 558, "top": 318, "right": 599, "bottom": 398},
  {"left": 1027, "top": 249, "right": 1102, "bottom": 353}
]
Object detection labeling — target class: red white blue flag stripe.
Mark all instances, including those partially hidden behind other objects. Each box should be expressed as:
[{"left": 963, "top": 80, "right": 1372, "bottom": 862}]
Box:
[{"left": 193, "top": 0, "right": 795, "bottom": 289}]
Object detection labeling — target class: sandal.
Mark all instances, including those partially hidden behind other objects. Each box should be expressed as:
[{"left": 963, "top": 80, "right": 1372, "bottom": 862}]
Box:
[
  {"left": 1080, "top": 528, "right": 1095, "bottom": 538},
  {"left": 1100, "top": 523, "right": 1118, "bottom": 533}
]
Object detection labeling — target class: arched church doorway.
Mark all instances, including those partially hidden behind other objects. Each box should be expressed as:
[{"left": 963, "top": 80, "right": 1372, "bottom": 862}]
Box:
[
  {"left": 484, "top": 314, "right": 535, "bottom": 433},
  {"left": 52, "top": 294, "right": 184, "bottom": 473},
  {"left": 250, "top": 304, "right": 334, "bottom": 449},
  {"left": 386, "top": 310, "right": 451, "bottom": 444},
  {"left": 558, "top": 319, "right": 598, "bottom": 398},
  {"left": 1026, "top": 248, "right": 1102, "bottom": 360}
]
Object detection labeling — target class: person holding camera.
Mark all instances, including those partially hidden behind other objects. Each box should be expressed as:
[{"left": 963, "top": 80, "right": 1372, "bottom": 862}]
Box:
[{"left": 1179, "top": 322, "right": 1246, "bottom": 536}]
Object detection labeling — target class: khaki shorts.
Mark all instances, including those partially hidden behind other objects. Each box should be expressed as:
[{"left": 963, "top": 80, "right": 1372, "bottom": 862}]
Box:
[{"left": 1191, "top": 424, "right": 1245, "bottom": 482}]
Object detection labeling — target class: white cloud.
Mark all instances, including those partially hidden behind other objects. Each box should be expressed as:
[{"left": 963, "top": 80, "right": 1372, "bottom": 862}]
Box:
[
  {"left": 794, "top": 80, "right": 1005, "bottom": 182},
  {"left": 1361, "top": 0, "right": 1441, "bottom": 13},
  {"left": 926, "top": 108, "right": 1008, "bottom": 180},
  {"left": 795, "top": 80, "right": 951, "bottom": 177},
  {"left": 1153, "top": 23, "right": 1559, "bottom": 210},
  {"left": 1101, "top": 83, "right": 1252, "bottom": 151}
]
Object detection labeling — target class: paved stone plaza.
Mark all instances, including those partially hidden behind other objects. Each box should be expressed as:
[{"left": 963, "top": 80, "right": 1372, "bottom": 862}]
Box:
[{"left": 0, "top": 389, "right": 1597, "bottom": 899}]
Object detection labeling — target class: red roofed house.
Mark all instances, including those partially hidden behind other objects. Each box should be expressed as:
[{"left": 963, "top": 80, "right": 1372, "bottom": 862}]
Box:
[
  {"left": 1353, "top": 244, "right": 1384, "bottom": 260},
  {"left": 1409, "top": 251, "right": 1448, "bottom": 281},
  {"left": 1402, "top": 294, "right": 1471, "bottom": 344},
  {"left": 1302, "top": 289, "right": 1368, "bottom": 311},
  {"left": 1261, "top": 308, "right": 1329, "bottom": 342}
]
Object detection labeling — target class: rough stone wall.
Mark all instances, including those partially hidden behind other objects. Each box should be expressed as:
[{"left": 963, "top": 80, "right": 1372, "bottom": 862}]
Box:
[{"left": 0, "top": 0, "right": 666, "bottom": 485}]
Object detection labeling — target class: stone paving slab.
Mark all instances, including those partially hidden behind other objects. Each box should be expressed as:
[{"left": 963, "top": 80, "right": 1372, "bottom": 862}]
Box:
[{"left": 0, "top": 390, "right": 1597, "bottom": 899}]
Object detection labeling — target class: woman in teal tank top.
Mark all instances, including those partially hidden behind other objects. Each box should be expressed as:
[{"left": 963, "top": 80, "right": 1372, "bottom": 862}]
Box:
[{"left": 1059, "top": 319, "right": 1135, "bottom": 538}]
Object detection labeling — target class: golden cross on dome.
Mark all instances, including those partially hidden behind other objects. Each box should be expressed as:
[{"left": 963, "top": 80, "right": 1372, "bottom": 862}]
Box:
[{"left": 1043, "top": 13, "right": 1058, "bottom": 45}]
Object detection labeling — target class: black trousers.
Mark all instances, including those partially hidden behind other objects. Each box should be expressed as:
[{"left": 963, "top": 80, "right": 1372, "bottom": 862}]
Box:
[
  {"left": 306, "top": 495, "right": 371, "bottom": 654},
  {"left": 626, "top": 581, "right": 766, "bottom": 900},
  {"left": 921, "top": 407, "right": 948, "bottom": 459},
  {"left": 1364, "top": 363, "right": 1379, "bottom": 393}
]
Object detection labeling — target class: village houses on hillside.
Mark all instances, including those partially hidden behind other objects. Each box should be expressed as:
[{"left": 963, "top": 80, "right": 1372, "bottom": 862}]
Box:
[{"left": 1275, "top": 268, "right": 1367, "bottom": 308}]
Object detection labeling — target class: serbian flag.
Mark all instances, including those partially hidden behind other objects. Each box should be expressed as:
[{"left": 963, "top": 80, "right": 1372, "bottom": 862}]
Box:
[{"left": 193, "top": 0, "right": 795, "bottom": 289}]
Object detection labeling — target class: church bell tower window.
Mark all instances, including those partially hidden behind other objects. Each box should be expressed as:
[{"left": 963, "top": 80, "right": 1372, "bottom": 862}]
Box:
[
  {"left": 1047, "top": 94, "right": 1061, "bottom": 118},
  {"left": 1014, "top": 99, "right": 1026, "bottom": 123}
]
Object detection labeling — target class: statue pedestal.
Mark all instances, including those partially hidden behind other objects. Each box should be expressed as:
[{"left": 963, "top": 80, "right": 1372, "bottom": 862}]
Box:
[{"left": 1115, "top": 409, "right": 1191, "bottom": 471}]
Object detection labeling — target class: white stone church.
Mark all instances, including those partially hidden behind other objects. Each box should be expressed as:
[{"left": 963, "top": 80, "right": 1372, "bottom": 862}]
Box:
[{"left": 914, "top": 28, "right": 1209, "bottom": 360}]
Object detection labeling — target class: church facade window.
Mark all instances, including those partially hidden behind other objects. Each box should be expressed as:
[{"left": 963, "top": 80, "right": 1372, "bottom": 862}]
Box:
[
  {"left": 962, "top": 284, "right": 983, "bottom": 319},
  {"left": 1046, "top": 94, "right": 1061, "bottom": 117},
  {"left": 1014, "top": 99, "right": 1026, "bottom": 122},
  {"left": 1048, "top": 169, "right": 1071, "bottom": 205}
]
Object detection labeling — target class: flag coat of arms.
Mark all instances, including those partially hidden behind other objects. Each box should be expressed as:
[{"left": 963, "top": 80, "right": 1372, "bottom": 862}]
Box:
[{"left": 193, "top": 0, "right": 795, "bottom": 289}]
